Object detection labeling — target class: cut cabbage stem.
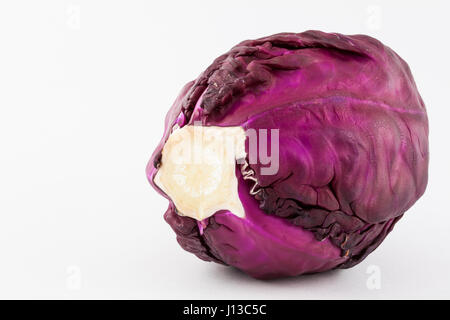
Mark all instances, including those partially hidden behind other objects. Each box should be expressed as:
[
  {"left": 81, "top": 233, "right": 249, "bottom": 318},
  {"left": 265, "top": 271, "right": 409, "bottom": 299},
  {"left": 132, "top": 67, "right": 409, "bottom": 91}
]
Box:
[{"left": 154, "top": 124, "right": 247, "bottom": 221}]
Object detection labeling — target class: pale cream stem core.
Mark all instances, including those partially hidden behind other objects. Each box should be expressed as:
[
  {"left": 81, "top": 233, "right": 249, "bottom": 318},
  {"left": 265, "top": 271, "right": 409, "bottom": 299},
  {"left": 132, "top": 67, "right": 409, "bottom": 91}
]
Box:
[{"left": 154, "top": 125, "right": 246, "bottom": 221}]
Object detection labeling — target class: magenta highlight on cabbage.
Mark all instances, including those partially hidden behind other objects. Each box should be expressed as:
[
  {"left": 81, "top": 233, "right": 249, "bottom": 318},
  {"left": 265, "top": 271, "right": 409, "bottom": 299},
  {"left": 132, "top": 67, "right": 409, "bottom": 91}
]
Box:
[{"left": 146, "top": 30, "right": 429, "bottom": 279}]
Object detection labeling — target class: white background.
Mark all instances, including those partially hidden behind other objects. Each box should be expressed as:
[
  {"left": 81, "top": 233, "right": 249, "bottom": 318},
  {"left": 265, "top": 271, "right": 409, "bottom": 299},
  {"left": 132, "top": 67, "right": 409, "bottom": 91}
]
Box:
[{"left": 0, "top": 0, "right": 449, "bottom": 299}]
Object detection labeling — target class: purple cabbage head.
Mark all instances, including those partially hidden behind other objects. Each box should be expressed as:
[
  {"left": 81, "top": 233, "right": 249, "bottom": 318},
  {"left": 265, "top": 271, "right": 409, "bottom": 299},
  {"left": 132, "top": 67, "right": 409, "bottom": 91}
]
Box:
[{"left": 146, "top": 31, "right": 429, "bottom": 279}]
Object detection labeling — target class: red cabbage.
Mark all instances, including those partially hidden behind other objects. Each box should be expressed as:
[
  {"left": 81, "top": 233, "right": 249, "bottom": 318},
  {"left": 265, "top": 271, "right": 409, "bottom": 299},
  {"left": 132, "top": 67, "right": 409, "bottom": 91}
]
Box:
[{"left": 146, "top": 30, "right": 428, "bottom": 279}]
